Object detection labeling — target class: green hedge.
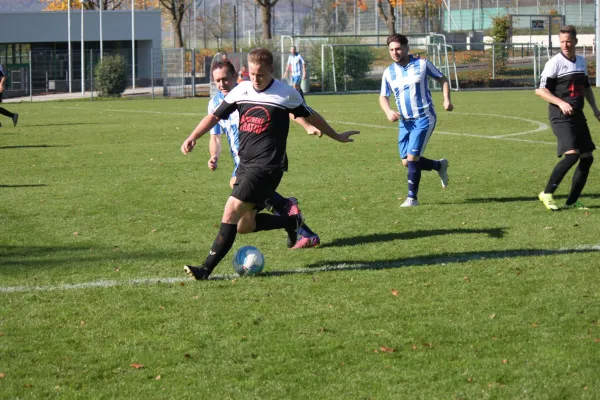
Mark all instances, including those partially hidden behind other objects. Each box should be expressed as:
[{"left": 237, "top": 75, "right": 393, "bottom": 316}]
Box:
[{"left": 94, "top": 55, "right": 128, "bottom": 97}]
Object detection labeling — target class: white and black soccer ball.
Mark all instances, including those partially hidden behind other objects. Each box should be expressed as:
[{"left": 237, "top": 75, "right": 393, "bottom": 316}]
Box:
[{"left": 232, "top": 246, "right": 265, "bottom": 276}]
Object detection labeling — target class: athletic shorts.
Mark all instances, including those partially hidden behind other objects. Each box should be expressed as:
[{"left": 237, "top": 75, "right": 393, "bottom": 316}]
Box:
[
  {"left": 231, "top": 165, "right": 284, "bottom": 206},
  {"left": 398, "top": 114, "right": 436, "bottom": 159},
  {"left": 291, "top": 76, "right": 302, "bottom": 85},
  {"left": 551, "top": 114, "right": 596, "bottom": 157},
  {"left": 0, "top": 91, "right": 3, "bottom": 103}
]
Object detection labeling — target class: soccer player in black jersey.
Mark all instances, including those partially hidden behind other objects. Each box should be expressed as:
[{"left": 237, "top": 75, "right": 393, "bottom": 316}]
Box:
[
  {"left": 180, "top": 48, "right": 359, "bottom": 280},
  {"left": 0, "top": 64, "right": 19, "bottom": 128},
  {"left": 536, "top": 25, "right": 600, "bottom": 211}
]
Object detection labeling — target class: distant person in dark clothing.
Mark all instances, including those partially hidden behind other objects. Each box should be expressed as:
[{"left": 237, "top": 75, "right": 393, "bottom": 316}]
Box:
[{"left": 0, "top": 64, "right": 18, "bottom": 128}]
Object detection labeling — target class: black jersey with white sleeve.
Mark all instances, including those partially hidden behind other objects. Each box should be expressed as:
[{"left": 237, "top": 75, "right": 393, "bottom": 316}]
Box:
[
  {"left": 539, "top": 53, "right": 590, "bottom": 121},
  {"left": 212, "top": 79, "right": 313, "bottom": 171}
]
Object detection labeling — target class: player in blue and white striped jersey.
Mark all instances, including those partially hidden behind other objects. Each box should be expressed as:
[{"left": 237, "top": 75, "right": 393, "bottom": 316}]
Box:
[
  {"left": 0, "top": 64, "right": 19, "bottom": 128},
  {"left": 379, "top": 34, "right": 453, "bottom": 207},
  {"left": 284, "top": 46, "right": 306, "bottom": 94},
  {"left": 207, "top": 60, "right": 321, "bottom": 250}
]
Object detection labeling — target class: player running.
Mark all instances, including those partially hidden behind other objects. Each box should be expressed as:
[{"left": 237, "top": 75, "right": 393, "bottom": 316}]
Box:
[
  {"left": 180, "top": 48, "right": 359, "bottom": 280},
  {"left": 208, "top": 60, "right": 321, "bottom": 249},
  {"left": 379, "top": 33, "right": 453, "bottom": 207},
  {"left": 0, "top": 63, "right": 19, "bottom": 128},
  {"left": 536, "top": 25, "right": 599, "bottom": 211}
]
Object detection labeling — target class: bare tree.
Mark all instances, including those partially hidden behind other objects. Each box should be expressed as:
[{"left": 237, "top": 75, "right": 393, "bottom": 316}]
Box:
[
  {"left": 160, "top": 0, "right": 193, "bottom": 48},
  {"left": 376, "top": 0, "right": 398, "bottom": 35},
  {"left": 255, "top": 0, "right": 280, "bottom": 40}
]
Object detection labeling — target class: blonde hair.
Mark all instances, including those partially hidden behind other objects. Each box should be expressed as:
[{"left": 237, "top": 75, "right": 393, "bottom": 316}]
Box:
[{"left": 248, "top": 48, "right": 274, "bottom": 67}]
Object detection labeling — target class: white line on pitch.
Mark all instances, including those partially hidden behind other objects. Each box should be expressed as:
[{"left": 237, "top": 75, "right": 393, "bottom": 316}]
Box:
[
  {"left": 2, "top": 244, "right": 599, "bottom": 294},
  {"left": 329, "top": 120, "right": 555, "bottom": 145},
  {"left": 450, "top": 112, "right": 549, "bottom": 137},
  {"left": 54, "top": 106, "right": 550, "bottom": 142}
]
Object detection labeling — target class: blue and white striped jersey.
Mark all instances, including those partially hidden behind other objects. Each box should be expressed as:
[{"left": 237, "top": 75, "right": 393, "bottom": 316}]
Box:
[
  {"left": 209, "top": 91, "right": 241, "bottom": 170},
  {"left": 287, "top": 54, "right": 305, "bottom": 77},
  {"left": 380, "top": 55, "right": 443, "bottom": 120}
]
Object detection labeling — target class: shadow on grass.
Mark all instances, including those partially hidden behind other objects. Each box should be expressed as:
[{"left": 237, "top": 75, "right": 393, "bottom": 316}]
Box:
[
  {"left": 465, "top": 193, "right": 600, "bottom": 203},
  {"left": 0, "top": 145, "right": 70, "bottom": 150},
  {"left": 3, "top": 245, "right": 599, "bottom": 289},
  {"left": 249, "top": 245, "right": 600, "bottom": 279},
  {"left": 24, "top": 123, "right": 100, "bottom": 127},
  {"left": 0, "top": 244, "right": 149, "bottom": 269},
  {"left": 317, "top": 228, "right": 507, "bottom": 249},
  {"left": 0, "top": 184, "right": 47, "bottom": 188}
]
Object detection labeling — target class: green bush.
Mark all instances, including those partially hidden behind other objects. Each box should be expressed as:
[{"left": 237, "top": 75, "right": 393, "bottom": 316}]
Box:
[
  {"left": 94, "top": 55, "right": 128, "bottom": 97},
  {"left": 490, "top": 15, "right": 511, "bottom": 74}
]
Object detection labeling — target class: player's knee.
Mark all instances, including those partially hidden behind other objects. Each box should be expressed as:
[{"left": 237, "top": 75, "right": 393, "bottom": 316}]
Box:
[
  {"left": 237, "top": 225, "right": 252, "bottom": 234},
  {"left": 562, "top": 152, "right": 579, "bottom": 167},
  {"left": 579, "top": 155, "right": 594, "bottom": 172},
  {"left": 237, "top": 219, "right": 255, "bottom": 234},
  {"left": 401, "top": 159, "right": 408, "bottom": 167}
]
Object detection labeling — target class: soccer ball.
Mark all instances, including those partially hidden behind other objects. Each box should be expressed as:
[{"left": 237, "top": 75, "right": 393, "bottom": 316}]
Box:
[{"left": 232, "top": 246, "right": 265, "bottom": 276}]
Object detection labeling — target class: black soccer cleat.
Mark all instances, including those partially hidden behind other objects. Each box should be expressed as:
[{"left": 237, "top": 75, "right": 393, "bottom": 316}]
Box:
[
  {"left": 12, "top": 113, "right": 18, "bottom": 127},
  {"left": 183, "top": 265, "right": 212, "bottom": 281},
  {"left": 285, "top": 214, "right": 304, "bottom": 248}
]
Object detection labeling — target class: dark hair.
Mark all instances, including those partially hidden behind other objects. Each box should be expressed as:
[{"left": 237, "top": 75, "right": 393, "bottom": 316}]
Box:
[
  {"left": 560, "top": 25, "right": 577, "bottom": 38},
  {"left": 248, "top": 48, "right": 274, "bottom": 67},
  {"left": 212, "top": 60, "right": 236, "bottom": 77},
  {"left": 387, "top": 33, "right": 408, "bottom": 46}
]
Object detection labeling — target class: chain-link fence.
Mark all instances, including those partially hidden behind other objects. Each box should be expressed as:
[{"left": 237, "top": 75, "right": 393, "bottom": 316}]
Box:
[
  {"left": 2, "top": 37, "right": 596, "bottom": 100},
  {"left": 163, "top": 0, "right": 597, "bottom": 51}
]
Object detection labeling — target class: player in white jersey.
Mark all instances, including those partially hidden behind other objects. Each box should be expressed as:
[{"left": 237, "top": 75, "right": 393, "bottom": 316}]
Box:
[
  {"left": 284, "top": 46, "right": 306, "bottom": 94},
  {"left": 0, "top": 64, "right": 19, "bottom": 128},
  {"left": 379, "top": 33, "right": 453, "bottom": 207},
  {"left": 180, "top": 49, "right": 359, "bottom": 280},
  {"left": 207, "top": 60, "right": 321, "bottom": 249},
  {"left": 536, "top": 25, "right": 599, "bottom": 211}
]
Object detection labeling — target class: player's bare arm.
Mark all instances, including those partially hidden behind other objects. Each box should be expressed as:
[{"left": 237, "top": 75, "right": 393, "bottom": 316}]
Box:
[
  {"left": 437, "top": 76, "right": 454, "bottom": 111},
  {"left": 293, "top": 115, "right": 322, "bottom": 137},
  {"left": 583, "top": 87, "right": 600, "bottom": 121},
  {"left": 379, "top": 95, "right": 400, "bottom": 122},
  {"left": 535, "top": 87, "right": 574, "bottom": 116},
  {"left": 208, "top": 134, "right": 222, "bottom": 171},
  {"left": 181, "top": 114, "right": 220, "bottom": 154},
  {"left": 304, "top": 112, "right": 359, "bottom": 142}
]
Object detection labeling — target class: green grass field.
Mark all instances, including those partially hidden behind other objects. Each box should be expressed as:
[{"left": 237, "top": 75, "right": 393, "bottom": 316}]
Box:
[{"left": 1, "top": 90, "right": 600, "bottom": 399}]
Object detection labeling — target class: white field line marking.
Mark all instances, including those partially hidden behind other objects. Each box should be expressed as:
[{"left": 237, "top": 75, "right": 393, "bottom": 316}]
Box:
[
  {"left": 2, "top": 244, "right": 599, "bottom": 294},
  {"left": 54, "top": 106, "right": 550, "bottom": 144},
  {"left": 450, "top": 112, "right": 549, "bottom": 138},
  {"left": 329, "top": 120, "right": 555, "bottom": 145}
]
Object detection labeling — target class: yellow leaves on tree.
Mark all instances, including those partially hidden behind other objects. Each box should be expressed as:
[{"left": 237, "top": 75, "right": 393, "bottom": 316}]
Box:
[{"left": 41, "top": 0, "right": 159, "bottom": 11}]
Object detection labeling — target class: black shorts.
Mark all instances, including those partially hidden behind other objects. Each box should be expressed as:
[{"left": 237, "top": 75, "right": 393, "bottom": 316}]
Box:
[
  {"left": 231, "top": 165, "right": 284, "bottom": 206},
  {"left": 0, "top": 91, "right": 3, "bottom": 103},
  {"left": 551, "top": 115, "right": 596, "bottom": 157}
]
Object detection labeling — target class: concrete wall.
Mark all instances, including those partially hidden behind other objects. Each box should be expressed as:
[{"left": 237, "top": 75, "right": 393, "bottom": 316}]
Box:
[{"left": 0, "top": 10, "right": 161, "bottom": 45}]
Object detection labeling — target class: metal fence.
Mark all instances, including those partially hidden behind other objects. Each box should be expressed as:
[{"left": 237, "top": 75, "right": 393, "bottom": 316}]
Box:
[
  {"left": 2, "top": 38, "right": 597, "bottom": 100},
  {"left": 161, "top": 0, "right": 597, "bottom": 51},
  {"left": 3, "top": 48, "right": 165, "bottom": 99}
]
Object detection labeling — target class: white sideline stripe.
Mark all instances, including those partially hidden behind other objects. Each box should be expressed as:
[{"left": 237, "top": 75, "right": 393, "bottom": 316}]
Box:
[
  {"left": 330, "top": 120, "right": 555, "bottom": 145},
  {"left": 54, "top": 106, "right": 551, "bottom": 144},
  {"left": 2, "top": 245, "right": 599, "bottom": 294}
]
